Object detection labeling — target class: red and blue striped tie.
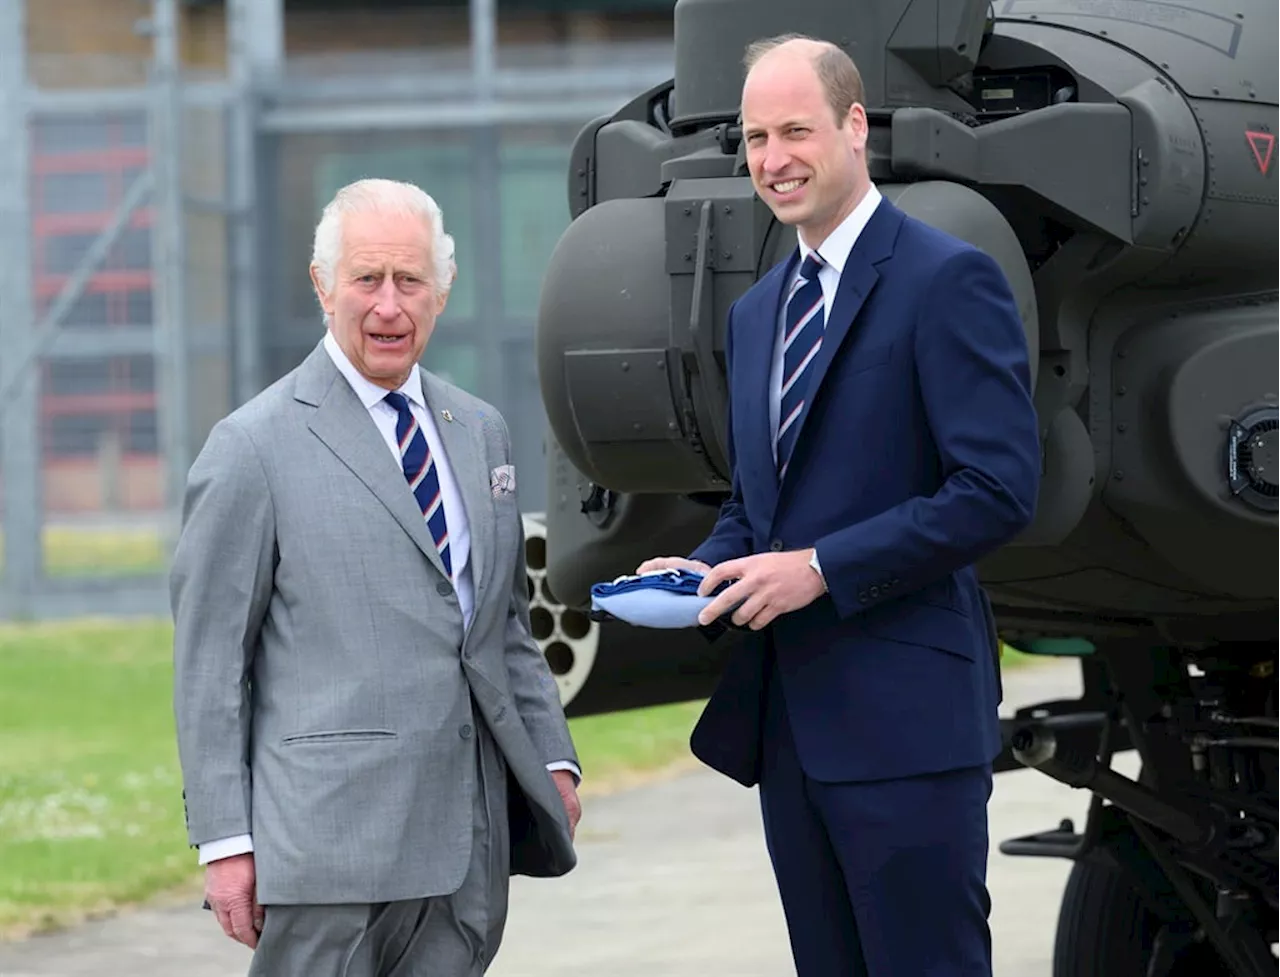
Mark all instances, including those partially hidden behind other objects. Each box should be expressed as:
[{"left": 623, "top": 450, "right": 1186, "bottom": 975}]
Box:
[
  {"left": 777, "top": 252, "right": 826, "bottom": 477},
  {"left": 384, "top": 391, "right": 452, "bottom": 578}
]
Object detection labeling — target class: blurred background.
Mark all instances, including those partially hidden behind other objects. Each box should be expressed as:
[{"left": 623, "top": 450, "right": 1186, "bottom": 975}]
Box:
[{"left": 0, "top": 0, "right": 674, "bottom": 617}]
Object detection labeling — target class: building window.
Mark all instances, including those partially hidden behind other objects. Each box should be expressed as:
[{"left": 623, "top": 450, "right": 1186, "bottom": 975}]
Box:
[
  {"left": 499, "top": 139, "right": 573, "bottom": 319},
  {"left": 41, "top": 357, "right": 158, "bottom": 460}
]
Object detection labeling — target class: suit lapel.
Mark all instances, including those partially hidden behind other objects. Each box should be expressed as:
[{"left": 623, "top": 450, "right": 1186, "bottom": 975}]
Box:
[
  {"left": 742, "top": 257, "right": 794, "bottom": 520},
  {"left": 298, "top": 345, "right": 450, "bottom": 580},
  {"left": 421, "top": 371, "right": 490, "bottom": 600},
  {"left": 780, "top": 198, "right": 902, "bottom": 484}
]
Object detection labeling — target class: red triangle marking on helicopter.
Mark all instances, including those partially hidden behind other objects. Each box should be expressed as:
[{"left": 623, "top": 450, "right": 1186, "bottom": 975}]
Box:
[{"left": 1245, "top": 130, "right": 1274, "bottom": 176}]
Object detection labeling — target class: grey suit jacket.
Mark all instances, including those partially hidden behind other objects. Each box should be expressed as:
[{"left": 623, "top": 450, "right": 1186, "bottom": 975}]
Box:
[{"left": 171, "top": 340, "right": 578, "bottom": 905}]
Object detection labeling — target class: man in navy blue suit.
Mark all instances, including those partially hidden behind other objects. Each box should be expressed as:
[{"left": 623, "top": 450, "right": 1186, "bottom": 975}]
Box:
[{"left": 637, "top": 33, "right": 1041, "bottom": 977}]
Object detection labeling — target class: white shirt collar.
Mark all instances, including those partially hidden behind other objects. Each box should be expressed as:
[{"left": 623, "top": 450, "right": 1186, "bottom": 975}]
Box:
[
  {"left": 797, "top": 183, "right": 883, "bottom": 276},
  {"left": 322, "top": 329, "right": 427, "bottom": 413}
]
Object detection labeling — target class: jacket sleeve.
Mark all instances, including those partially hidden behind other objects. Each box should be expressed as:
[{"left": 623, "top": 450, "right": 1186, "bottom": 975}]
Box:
[
  {"left": 689, "top": 299, "right": 756, "bottom": 568},
  {"left": 814, "top": 247, "right": 1041, "bottom": 618},
  {"left": 170, "top": 417, "right": 277, "bottom": 846}
]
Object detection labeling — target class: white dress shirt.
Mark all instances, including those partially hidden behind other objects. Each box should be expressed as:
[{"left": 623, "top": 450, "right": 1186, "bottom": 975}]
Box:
[
  {"left": 769, "top": 183, "right": 883, "bottom": 461},
  {"left": 198, "top": 334, "right": 575, "bottom": 866}
]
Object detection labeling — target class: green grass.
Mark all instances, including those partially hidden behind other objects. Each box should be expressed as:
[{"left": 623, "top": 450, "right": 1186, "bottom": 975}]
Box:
[
  {"left": 0, "top": 620, "right": 1051, "bottom": 940},
  {"left": 571, "top": 699, "right": 708, "bottom": 793},
  {"left": 0, "top": 620, "right": 191, "bottom": 939}
]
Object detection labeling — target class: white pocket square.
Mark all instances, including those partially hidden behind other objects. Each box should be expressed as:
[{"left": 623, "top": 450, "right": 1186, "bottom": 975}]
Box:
[{"left": 490, "top": 464, "right": 516, "bottom": 497}]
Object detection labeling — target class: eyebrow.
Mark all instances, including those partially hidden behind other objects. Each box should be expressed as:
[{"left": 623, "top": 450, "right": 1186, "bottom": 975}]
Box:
[{"left": 744, "top": 118, "right": 813, "bottom": 134}]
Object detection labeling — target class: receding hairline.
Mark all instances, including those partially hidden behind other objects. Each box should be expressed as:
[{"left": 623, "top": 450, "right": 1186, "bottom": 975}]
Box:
[
  {"left": 742, "top": 33, "right": 866, "bottom": 125},
  {"left": 744, "top": 33, "right": 837, "bottom": 70}
]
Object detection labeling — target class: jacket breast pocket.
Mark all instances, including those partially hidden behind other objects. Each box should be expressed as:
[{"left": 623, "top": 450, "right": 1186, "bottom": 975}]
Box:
[
  {"left": 844, "top": 340, "right": 894, "bottom": 377},
  {"left": 281, "top": 728, "right": 398, "bottom": 745}
]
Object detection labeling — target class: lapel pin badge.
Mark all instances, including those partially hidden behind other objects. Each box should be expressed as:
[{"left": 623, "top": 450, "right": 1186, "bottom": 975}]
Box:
[{"left": 441, "top": 409, "right": 453, "bottom": 423}]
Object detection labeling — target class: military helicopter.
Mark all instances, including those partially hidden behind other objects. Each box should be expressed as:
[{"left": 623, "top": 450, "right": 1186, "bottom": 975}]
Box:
[{"left": 530, "top": 1, "right": 1278, "bottom": 974}]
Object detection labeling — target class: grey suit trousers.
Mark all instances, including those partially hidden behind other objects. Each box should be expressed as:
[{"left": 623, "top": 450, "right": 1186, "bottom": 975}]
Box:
[{"left": 246, "top": 717, "right": 511, "bottom": 977}]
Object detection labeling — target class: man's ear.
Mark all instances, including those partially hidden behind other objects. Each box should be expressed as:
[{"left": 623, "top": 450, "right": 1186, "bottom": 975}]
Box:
[
  {"left": 309, "top": 263, "right": 334, "bottom": 318},
  {"left": 846, "top": 102, "right": 868, "bottom": 147},
  {"left": 434, "top": 261, "right": 456, "bottom": 315}
]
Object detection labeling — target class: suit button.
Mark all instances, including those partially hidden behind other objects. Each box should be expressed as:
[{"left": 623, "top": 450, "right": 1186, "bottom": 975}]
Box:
[
  {"left": 770, "top": 539, "right": 784, "bottom": 551},
  {"left": 460, "top": 724, "right": 473, "bottom": 740},
  {"left": 870, "top": 586, "right": 880, "bottom": 597},
  {"left": 436, "top": 581, "right": 451, "bottom": 596},
  {"left": 858, "top": 591, "right": 868, "bottom": 603}
]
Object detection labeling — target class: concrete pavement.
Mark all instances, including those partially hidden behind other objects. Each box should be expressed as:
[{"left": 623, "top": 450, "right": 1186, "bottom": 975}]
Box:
[{"left": 0, "top": 657, "right": 1115, "bottom": 977}]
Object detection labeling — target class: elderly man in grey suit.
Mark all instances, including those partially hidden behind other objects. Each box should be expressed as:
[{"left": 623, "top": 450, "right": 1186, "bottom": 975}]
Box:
[{"left": 171, "top": 177, "right": 582, "bottom": 977}]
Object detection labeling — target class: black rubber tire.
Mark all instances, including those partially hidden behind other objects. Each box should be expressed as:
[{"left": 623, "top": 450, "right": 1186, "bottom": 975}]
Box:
[{"left": 1052, "top": 853, "right": 1233, "bottom": 977}]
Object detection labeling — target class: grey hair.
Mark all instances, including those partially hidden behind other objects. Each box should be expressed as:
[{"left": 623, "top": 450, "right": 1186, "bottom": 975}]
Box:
[{"left": 310, "top": 178, "right": 457, "bottom": 301}]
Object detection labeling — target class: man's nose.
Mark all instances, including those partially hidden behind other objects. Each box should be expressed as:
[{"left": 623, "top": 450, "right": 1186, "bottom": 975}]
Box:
[
  {"left": 761, "top": 139, "right": 791, "bottom": 174},
  {"left": 372, "top": 279, "right": 400, "bottom": 318}
]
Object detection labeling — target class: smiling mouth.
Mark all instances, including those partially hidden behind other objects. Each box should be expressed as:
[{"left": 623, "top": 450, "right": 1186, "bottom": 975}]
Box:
[
  {"left": 771, "top": 178, "right": 807, "bottom": 194},
  {"left": 370, "top": 333, "right": 407, "bottom": 343}
]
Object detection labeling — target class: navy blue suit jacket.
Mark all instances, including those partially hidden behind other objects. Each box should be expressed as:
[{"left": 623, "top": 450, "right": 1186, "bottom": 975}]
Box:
[{"left": 688, "top": 195, "right": 1040, "bottom": 787}]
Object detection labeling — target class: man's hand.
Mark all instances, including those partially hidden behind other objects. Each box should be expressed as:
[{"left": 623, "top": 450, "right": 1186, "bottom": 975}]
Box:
[
  {"left": 205, "top": 852, "right": 264, "bottom": 949},
  {"left": 551, "top": 769, "right": 582, "bottom": 840},
  {"left": 634, "top": 556, "right": 711, "bottom": 575},
  {"left": 696, "top": 550, "right": 825, "bottom": 630}
]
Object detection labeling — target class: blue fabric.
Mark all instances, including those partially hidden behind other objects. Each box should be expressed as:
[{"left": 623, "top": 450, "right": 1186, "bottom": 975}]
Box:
[
  {"left": 759, "top": 668, "right": 993, "bottom": 977},
  {"left": 590, "top": 570, "right": 721, "bottom": 628},
  {"left": 384, "top": 391, "right": 451, "bottom": 578}
]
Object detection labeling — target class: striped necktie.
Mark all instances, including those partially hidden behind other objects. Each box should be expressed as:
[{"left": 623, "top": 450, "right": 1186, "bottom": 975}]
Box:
[
  {"left": 384, "top": 391, "right": 452, "bottom": 578},
  {"left": 776, "top": 251, "right": 826, "bottom": 476}
]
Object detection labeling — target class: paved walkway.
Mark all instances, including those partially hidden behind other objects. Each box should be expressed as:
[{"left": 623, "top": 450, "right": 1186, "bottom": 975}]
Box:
[{"left": 0, "top": 658, "right": 1116, "bottom": 977}]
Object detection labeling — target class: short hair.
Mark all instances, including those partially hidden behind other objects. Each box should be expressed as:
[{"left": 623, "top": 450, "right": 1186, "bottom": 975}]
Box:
[
  {"left": 743, "top": 33, "right": 866, "bottom": 125},
  {"left": 311, "top": 178, "right": 456, "bottom": 299}
]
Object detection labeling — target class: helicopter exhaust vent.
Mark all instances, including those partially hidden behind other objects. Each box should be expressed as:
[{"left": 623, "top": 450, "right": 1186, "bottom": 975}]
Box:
[{"left": 1226, "top": 407, "right": 1278, "bottom": 512}]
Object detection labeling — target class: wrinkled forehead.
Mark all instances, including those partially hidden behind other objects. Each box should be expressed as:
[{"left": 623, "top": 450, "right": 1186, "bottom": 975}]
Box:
[{"left": 339, "top": 209, "right": 434, "bottom": 268}]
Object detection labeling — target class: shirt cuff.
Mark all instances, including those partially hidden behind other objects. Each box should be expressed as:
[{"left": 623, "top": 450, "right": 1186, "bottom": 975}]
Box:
[
  {"left": 198, "top": 833, "right": 254, "bottom": 865},
  {"left": 546, "top": 760, "right": 582, "bottom": 785}
]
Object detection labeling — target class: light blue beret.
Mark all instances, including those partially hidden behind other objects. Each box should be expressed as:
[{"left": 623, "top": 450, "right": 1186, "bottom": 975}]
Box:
[{"left": 590, "top": 569, "right": 720, "bottom": 629}]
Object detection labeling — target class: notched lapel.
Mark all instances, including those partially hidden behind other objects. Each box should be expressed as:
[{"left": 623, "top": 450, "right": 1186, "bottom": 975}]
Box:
[
  {"left": 780, "top": 200, "right": 902, "bottom": 484},
  {"left": 744, "top": 259, "right": 794, "bottom": 513},
  {"left": 798, "top": 251, "right": 880, "bottom": 424},
  {"left": 306, "top": 374, "right": 450, "bottom": 580},
  {"left": 422, "top": 373, "right": 490, "bottom": 599}
]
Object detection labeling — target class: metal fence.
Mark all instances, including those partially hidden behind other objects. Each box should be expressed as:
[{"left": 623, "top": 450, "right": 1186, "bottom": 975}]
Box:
[{"left": 0, "top": 0, "right": 673, "bottom": 621}]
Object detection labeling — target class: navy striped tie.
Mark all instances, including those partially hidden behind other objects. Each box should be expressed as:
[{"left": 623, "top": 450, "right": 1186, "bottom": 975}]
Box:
[
  {"left": 776, "top": 252, "right": 826, "bottom": 476},
  {"left": 384, "top": 391, "right": 452, "bottom": 578}
]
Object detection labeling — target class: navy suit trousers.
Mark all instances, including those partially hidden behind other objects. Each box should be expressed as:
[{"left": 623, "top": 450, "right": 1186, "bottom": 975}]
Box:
[{"left": 759, "top": 664, "right": 994, "bottom": 977}]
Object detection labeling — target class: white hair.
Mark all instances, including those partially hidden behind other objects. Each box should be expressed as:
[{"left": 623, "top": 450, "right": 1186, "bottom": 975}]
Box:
[{"left": 310, "top": 177, "right": 456, "bottom": 303}]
